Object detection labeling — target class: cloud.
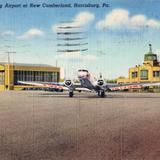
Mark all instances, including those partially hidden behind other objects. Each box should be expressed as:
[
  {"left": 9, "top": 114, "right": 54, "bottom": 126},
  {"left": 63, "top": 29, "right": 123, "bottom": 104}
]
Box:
[
  {"left": 18, "top": 28, "right": 44, "bottom": 40},
  {"left": 0, "top": 30, "right": 15, "bottom": 36},
  {"left": 73, "top": 11, "right": 95, "bottom": 26},
  {"left": 55, "top": 51, "right": 98, "bottom": 61},
  {"left": 52, "top": 11, "right": 95, "bottom": 32},
  {"left": 96, "top": 8, "right": 160, "bottom": 30}
]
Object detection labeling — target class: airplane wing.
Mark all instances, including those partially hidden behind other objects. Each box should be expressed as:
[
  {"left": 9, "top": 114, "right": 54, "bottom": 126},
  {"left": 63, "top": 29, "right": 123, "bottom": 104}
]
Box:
[
  {"left": 18, "top": 81, "right": 67, "bottom": 90},
  {"left": 18, "top": 81, "right": 92, "bottom": 92},
  {"left": 107, "top": 82, "right": 160, "bottom": 91}
]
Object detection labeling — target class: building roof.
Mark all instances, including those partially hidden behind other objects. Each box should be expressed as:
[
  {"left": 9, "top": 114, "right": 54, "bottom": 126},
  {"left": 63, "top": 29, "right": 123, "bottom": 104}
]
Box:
[{"left": 0, "top": 62, "right": 56, "bottom": 67}]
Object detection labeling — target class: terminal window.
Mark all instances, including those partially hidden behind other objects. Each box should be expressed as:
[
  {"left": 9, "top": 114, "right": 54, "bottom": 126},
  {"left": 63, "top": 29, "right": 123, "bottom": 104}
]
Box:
[
  {"left": 132, "top": 72, "right": 138, "bottom": 78},
  {"left": 140, "top": 70, "right": 148, "bottom": 80},
  {"left": 14, "top": 71, "right": 58, "bottom": 85},
  {"left": 0, "top": 71, "right": 5, "bottom": 84},
  {"left": 153, "top": 71, "right": 160, "bottom": 77}
]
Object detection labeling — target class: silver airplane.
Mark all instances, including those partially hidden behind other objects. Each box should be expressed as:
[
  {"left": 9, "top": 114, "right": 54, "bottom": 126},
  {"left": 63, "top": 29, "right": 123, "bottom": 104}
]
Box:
[{"left": 18, "top": 69, "right": 160, "bottom": 98}]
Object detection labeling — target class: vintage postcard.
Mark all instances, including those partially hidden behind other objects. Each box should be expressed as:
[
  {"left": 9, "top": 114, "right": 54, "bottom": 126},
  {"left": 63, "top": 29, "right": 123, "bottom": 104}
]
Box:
[{"left": 0, "top": 0, "right": 160, "bottom": 160}]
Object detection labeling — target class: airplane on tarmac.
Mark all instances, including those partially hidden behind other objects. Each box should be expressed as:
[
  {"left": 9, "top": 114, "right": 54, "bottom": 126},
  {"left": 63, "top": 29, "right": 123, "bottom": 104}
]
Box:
[{"left": 18, "top": 69, "right": 160, "bottom": 98}]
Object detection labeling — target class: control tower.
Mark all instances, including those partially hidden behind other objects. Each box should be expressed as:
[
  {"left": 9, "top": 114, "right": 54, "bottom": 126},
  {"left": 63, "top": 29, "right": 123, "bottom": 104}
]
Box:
[{"left": 144, "top": 44, "right": 159, "bottom": 66}]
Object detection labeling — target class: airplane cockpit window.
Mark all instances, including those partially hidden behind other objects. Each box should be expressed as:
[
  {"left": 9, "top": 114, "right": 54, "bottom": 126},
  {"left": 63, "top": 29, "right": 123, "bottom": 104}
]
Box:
[
  {"left": 78, "top": 69, "right": 90, "bottom": 78},
  {"left": 78, "top": 69, "right": 88, "bottom": 73}
]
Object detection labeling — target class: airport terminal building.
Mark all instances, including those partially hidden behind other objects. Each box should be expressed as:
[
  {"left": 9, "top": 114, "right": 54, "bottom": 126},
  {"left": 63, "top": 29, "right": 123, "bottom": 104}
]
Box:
[
  {"left": 0, "top": 63, "right": 60, "bottom": 91},
  {"left": 117, "top": 44, "right": 160, "bottom": 84}
]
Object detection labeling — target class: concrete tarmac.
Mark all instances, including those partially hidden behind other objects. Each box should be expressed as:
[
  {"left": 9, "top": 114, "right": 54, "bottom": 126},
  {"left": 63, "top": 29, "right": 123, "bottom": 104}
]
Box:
[{"left": 0, "top": 91, "right": 160, "bottom": 160}]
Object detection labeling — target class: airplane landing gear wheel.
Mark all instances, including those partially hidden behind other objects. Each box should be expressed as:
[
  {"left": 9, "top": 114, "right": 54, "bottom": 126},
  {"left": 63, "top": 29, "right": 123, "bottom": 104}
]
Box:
[
  {"left": 98, "top": 90, "right": 105, "bottom": 98},
  {"left": 101, "top": 91, "right": 105, "bottom": 97},
  {"left": 69, "top": 91, "right": 74, "bottom": 97}
]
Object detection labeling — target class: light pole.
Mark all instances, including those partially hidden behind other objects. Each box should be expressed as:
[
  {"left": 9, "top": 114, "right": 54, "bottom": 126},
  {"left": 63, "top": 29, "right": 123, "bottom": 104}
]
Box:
[{"left": 5, "top": 51, "right": 16, "bottom": 64}]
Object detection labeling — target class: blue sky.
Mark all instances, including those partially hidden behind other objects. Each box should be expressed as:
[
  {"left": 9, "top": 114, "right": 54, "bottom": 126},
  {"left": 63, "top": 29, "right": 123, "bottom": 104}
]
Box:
[{"left": 0, "top": 0, "right": 160, "bottom": 79}]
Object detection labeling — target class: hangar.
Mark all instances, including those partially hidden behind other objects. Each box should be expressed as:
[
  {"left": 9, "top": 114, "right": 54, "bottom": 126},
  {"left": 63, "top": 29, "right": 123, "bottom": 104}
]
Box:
[{"left": 0, "top": 63, "right": 60, "bottom": 91}]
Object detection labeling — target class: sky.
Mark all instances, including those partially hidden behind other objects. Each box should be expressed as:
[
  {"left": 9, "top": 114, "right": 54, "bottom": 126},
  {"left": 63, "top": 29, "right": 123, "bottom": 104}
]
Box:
[{"left": 0, "top": 0, "right": 160, "bottom": 79}]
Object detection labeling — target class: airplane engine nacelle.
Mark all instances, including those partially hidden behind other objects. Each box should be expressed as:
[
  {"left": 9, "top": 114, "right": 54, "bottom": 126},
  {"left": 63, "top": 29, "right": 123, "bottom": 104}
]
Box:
[
  {"left": 65, "top": 80, "right": 72, "bottom": 87},
  {"left": 97, "top": 80, "right": 104, "bottom": 86}
]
